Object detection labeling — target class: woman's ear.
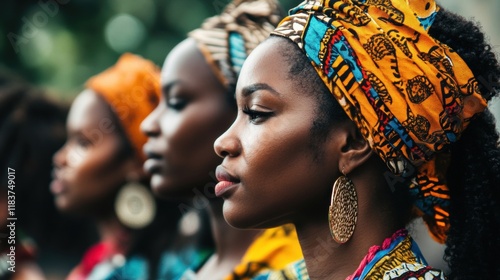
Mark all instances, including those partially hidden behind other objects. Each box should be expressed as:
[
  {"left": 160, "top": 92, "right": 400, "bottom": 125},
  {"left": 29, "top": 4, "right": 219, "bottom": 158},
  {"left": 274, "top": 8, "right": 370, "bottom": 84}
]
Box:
[{"left": 336, "top": 121, "right": 372, "bottom": 174}]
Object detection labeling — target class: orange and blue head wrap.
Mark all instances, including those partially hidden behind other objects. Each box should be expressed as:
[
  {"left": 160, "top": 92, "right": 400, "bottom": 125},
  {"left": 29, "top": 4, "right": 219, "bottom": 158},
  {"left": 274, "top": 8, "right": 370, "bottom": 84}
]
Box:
[{"left": 272, "top": 0, "right": 487, "bottom": 243}]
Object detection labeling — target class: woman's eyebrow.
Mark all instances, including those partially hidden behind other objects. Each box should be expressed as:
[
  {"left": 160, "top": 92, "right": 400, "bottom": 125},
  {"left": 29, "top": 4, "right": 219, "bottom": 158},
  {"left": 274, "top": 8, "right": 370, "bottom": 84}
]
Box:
[
  {"left": 161, "top": 80, "right": 180, "bottom": 96},
  {"left": 241, "top": 83, "right": 281, "bottom": 97}
]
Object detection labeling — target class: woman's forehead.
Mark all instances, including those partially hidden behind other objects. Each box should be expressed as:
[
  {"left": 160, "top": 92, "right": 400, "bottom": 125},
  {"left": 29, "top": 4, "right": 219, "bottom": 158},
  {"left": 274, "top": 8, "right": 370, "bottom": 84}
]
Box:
[{"left": 238, "top": 39, "right": 287, "bottom": 85}]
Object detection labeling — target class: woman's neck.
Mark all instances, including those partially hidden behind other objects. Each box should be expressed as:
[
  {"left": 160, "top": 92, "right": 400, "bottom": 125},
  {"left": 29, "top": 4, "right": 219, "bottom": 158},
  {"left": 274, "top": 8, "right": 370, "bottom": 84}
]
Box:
[
  {"left": 95, "top": 214, "right": 131, "bottom": 254},
  {"left": 294, "top": 182, "right": 404, "bottom": 279},
  {"left": 196, "top": 201, "right": 262, "bottom": 279},
  {"left": 295, "top": 218, "right": 361, "bottom": 280}
]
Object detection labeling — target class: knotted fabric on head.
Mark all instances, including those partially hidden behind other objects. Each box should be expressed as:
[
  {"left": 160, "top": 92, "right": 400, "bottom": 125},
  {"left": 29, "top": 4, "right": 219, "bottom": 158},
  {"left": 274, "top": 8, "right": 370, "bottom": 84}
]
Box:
[
  {"left": 273, "top": 0, "right": 487, "bottom": 243},
  {"left": 86, "top": 53, "right": 161, "bottom": 162},
  {"left": 188, "top": 0, "right": 282, "bottom": 91}
]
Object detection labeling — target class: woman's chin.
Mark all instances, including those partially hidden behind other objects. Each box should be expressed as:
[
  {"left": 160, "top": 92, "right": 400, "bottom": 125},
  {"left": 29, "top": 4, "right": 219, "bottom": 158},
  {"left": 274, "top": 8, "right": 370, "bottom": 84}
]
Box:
[
  {"left": 150, "top": 175, "right": 195, "bottom": 200},
  {"left": 150, "top": 174, "right": 167, "bottom": 195},
  {"left": 55, "top": 196, "right": 83, "bottom": 216},
  {"left": 222, "top": 200, "right": 282, "bottom": 230},
  {"left": 54, "top": 195, "right": 71, "bottom": 212}
]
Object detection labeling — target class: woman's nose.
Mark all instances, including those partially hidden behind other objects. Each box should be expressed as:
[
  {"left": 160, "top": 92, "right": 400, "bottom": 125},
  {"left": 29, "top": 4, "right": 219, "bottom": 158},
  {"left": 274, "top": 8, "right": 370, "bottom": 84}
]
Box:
[{"left": 214, "top": 122, "right": 241, "bottom": 158}]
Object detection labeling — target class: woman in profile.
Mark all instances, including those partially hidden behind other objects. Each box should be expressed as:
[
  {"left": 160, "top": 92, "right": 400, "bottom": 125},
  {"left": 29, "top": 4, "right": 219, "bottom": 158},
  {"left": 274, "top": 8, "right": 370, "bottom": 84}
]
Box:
[
  {"left": 215, "top": 0, "right": 500, "bottom": 279},
  {"left": 52, "top": 53, "right": 179, "bottom": 279},
  {"left": 141, "top": 0, "right": 303, "bottom": 279},
  {"left": 0, "top": 69, "right": 73, "bottom": 280}
]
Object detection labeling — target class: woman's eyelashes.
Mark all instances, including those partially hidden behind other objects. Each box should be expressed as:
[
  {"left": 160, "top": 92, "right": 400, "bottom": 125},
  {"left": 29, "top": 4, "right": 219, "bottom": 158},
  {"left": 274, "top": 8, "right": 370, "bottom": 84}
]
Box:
[
  {"left": 242, "top": 106, "right": 274, "bottom": 124},
  {"left": 163, "top": 82, "right": 188, "bottom": 111},
  {"left": 166, "top": 96, "right": 188, "bottom": 111},
  {"left": 74, "top": 134, "right": 92, "bottom": 148}
]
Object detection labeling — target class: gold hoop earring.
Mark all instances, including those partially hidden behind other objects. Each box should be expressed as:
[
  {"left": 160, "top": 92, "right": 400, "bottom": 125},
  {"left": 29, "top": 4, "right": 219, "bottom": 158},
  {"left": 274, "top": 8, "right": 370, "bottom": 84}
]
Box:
[
  {"left": 328, "top": 171, "right": 358, "bottom": 244},
  {"left": 115, "top": 182, "right": 156, "bottom": 229}
]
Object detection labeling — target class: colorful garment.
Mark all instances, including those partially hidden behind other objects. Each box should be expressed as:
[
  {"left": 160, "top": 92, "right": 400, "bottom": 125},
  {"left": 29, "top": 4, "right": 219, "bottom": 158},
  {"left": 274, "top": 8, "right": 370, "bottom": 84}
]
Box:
[
  {"left": 0, "top": 230, "right": 37, "bottom": 280},
  {"left": 67, "top": 242, "right": 126, "bottom": 280},
  {"left": 103, "top": 256, "right": 150, "bottom": 280},
  {"left": 174, "top": 225, "right": 302, "bottom": 280},
  {"left": 158, "top": 246, "right": 214, "bottom": 280},
  {"left": 253, "top": 259, "right": 308, "bottom": 280},
  {"left": 257, "top": 229, "right": 444, "bottom": 280},
  {"left": 68, "top": 246, "right": 153, "bottom": 280},
  {"left": 272, "top": 0, "right": 487, "bottom": 243},
  {"left": 228, "top": 224, "right": 302, "bottom": 280},
  {"left": 98, "top": 246, "right": 214, "bottom": 280},
  {"left": 188, "top": 0, "right": 282, "bottom": 90},
  {"left": 348, "top": 229, "right": 444, "bottom": 280}
]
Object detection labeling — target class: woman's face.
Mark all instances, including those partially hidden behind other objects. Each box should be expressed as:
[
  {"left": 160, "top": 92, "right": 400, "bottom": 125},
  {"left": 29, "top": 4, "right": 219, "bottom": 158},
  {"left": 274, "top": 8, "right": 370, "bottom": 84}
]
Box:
[
  {"left": 51, "top": 90, "right": 132, "bottom": 215},
  {"left": 214, "top": 38, "right": 341, "bottom": 229},
  {"left": 142, "top": 38, "right": 236, "bottom": 198}
]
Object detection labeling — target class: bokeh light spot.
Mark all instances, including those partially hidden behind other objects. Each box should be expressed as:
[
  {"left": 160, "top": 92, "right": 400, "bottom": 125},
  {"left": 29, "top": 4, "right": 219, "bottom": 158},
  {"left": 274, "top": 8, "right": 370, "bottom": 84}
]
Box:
[
  {"left": 104, "top": 13, "right": 146, "bottom": 53},
  {"left": 19, "top": 29, "right": 53, "bottom": 67}
]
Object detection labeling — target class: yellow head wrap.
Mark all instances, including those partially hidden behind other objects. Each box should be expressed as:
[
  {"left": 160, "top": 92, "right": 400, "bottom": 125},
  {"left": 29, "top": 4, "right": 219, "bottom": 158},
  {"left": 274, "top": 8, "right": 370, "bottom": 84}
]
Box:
[{"left": 272, "top": 0, "right": 487, "bottom": 243}]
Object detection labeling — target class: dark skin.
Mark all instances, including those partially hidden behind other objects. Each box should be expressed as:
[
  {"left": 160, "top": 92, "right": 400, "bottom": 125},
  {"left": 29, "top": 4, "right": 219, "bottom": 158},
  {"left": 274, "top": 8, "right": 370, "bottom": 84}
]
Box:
[
  {"left": 141, "top": 38, "right": 262, "bottom": 279},
  {"left": 214, "top": 38, "right": 405, "bottom": 279},
  {"left": 52, "top": 89, "right": 144, "bottom": 251}
]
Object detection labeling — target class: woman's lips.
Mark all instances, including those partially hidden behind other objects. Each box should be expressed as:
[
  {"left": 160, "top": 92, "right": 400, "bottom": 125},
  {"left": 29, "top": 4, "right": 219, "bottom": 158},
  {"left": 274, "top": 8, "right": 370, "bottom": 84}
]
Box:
[
  {"left": 143, "top": 158, "right": 162, "bottom": 174},
  {"left": 143, "top": 150, "right": 163, "bottom": 174},
  {"left": 215, "top": 165, "right": 240, "bottom": 197},
  {"left": 50, "top": 169, "right": 66, "bottom": 195},
  {"left": 50, "top": 178, "right": 65, "bottom": 195}
]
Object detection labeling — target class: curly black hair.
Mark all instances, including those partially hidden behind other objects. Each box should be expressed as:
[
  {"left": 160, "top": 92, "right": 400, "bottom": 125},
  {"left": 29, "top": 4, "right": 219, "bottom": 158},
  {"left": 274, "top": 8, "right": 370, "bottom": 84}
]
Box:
[
  {"left": 429, "top": 9, "right": 500, "bottom": 280},
  {"left": 277, "top": 7, "right": 500, "bottom": 280},
  {"left": 0, "top": 69, "right": 96, "bottom": 275}
]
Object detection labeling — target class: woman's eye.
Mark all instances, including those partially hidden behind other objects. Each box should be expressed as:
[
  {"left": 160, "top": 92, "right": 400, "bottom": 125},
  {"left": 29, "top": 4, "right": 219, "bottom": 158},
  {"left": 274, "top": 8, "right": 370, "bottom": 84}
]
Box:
[
  {"left": 166, "top": 97, "right": 188, "bottom": 111},
  {"left": 242, "top": 106, "right": 273, "bottom": 124},
  {"left": 74, "top": 136, "right": 91, "bottom": 148},
  {"left": 67, "top": 135, "right": 92, "bottom": 149}
]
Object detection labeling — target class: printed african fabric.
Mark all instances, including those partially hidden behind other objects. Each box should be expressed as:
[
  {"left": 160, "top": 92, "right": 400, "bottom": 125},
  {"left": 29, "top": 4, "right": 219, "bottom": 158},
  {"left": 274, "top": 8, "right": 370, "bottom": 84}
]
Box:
[
  {"left": 272, "top": 0, "right": 487, "bottom": 243},
  {"left": 347, "top": 229, "right": 445, "bottom": 280},
  {"left": 255, "top": 229, "right": 444, "bottom": 280},
  {"left": 228, "top": 224, "right": 302, "bottom": 280}
]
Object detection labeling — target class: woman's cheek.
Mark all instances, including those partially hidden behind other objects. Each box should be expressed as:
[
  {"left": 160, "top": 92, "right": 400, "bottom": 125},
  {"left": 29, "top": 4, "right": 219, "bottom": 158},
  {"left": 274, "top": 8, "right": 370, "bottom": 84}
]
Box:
[{"left": 66, "top": 146, "right": 87, "bottom": 167}]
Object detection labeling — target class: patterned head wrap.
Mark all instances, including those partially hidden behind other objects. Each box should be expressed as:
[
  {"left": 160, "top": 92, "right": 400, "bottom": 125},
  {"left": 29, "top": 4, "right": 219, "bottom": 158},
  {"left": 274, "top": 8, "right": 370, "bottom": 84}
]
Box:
[
  {"left": 272, "top": 0, "right": 487, "bottom": 243},
  {"left": 86, "top": 53, "right": 161, "bottom": 162},
  {"left": 188, "top": 0, "right": 282, "bottom": 90}
]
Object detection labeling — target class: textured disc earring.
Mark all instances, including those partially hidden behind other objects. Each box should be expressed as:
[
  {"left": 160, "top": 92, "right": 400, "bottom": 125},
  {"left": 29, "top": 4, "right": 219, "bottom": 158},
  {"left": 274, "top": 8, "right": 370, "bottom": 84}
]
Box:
[
  {"left": 115, "top": 182, "right": 156, "bottom": 229},
  {"left": 328, "top": 171, "right": 358, "bottom": 244}
]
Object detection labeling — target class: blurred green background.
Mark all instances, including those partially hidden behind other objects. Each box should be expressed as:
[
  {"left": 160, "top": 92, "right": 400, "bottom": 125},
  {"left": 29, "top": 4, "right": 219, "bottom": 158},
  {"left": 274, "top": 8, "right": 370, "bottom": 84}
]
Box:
[
  {"left": 1, "top": 0, "right": 499, "bottom": 123},
  {"left": 0, "top": 0, "right": 299, "bottom": 99},
  {"left": 0, "top": 0, "right": 499, "bottom": 277},
  {"left": 0, "top": 0, "right": 500, "bottom": 104}
]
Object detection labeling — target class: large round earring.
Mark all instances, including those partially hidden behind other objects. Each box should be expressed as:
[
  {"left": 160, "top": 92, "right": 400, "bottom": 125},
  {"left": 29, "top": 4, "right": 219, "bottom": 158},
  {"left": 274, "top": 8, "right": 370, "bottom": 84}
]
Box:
[
  {"left": 328, "top": 171, "right": 358, "bottom": 244},
  {"left": 115, "top": 182, "right": 156, "bottom": 229}
]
